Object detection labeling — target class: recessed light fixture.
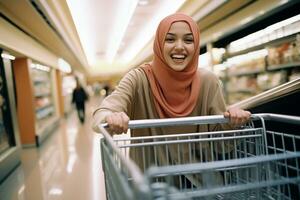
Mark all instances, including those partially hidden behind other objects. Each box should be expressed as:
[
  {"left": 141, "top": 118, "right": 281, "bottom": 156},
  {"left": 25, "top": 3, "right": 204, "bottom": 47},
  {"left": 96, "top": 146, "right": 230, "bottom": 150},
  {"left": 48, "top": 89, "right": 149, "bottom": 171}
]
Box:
[
  {"left": 106, "top": 0, "right": 139, "bottom": 63},
  {"left": 1, "top": 53, "right": 15, "bottom": 60},
  {"left": 31, "top": 63, "right": 50, "bottom": 72},
  {"left": 58, "top": 58, "right": 72, "bottom": 73},
  {"left": 138, "top": 0, "right": 149, "bottom": 6},
  {"left": 49, "top": 188, "right": 63, "bottom": 195}
]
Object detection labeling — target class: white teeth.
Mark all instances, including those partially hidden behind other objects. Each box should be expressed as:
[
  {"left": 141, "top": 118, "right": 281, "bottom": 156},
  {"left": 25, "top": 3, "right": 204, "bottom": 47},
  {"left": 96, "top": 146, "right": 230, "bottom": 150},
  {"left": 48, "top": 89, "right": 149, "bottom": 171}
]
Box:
[{"left": 172, "top": 55, "right": 185, "bottom": 59}]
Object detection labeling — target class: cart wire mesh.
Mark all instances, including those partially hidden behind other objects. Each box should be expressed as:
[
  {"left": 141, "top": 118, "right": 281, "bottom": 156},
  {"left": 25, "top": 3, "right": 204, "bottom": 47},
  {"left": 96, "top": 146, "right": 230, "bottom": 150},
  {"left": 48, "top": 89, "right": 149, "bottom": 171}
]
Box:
[{"left": 99, "top": 114, "right": 300, "bottom": 200}]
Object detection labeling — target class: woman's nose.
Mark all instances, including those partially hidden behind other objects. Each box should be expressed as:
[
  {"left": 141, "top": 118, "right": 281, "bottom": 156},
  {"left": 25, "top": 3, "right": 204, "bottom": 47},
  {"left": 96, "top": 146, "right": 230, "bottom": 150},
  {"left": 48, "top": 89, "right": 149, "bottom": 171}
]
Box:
[{"left": 174, "top": 39, "right": 184, "bottom": 50}]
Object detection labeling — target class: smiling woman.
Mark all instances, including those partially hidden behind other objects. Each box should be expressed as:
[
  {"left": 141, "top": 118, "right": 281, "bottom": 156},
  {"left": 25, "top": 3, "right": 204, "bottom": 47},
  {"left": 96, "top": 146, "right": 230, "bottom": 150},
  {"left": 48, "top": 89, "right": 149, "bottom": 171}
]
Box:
[
  {"left": 92, "top": 12, "right": 251, "bottom": 134},
  {"left": 92, "top": 12, "right": 251, "bottom": 187}
]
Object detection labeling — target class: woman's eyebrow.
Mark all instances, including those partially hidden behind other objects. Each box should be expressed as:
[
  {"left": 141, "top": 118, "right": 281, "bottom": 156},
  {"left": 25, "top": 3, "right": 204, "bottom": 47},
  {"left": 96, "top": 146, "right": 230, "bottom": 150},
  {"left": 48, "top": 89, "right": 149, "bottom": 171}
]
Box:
[
  {"left": 166, "top": 33, "right": 193, "bottom": 36},
  {"left": 166, "top": 33, "right": 175, "bottom": 36}
]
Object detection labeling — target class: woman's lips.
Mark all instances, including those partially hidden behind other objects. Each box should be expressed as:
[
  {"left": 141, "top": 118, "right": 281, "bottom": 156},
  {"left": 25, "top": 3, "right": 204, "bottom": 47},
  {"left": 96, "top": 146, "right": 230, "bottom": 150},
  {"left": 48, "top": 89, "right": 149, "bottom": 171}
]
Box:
[{"left": 171, "top": 54, "right": 186, "bottom": 63}]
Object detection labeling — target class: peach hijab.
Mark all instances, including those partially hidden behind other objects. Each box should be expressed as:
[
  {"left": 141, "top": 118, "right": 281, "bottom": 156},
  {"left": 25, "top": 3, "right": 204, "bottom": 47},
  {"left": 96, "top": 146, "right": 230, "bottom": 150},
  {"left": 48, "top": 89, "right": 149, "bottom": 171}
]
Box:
[{"left": 142, "top": 13, "right": 201, "bottom": 118}]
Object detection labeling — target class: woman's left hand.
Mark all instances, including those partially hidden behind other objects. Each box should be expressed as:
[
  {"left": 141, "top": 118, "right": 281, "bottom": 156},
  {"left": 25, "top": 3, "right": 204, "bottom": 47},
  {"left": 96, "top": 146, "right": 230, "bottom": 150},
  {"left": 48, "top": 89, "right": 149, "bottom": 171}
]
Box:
[{"left": 224, "top": 107, "right": 251, "bottom": 127}]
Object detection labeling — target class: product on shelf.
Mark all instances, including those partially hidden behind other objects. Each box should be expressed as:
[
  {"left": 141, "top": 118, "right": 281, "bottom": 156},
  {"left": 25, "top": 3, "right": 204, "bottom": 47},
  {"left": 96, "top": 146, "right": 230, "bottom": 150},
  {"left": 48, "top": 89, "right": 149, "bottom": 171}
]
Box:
[
  {"left": 257, "top": 71, "right": 288, "bottom": 91},
  {"left": 227, "top": 76, "right": 258, "bottom": 94},
  {"left": 224, "top": 33, "right": 300, "bottom": 104},
  {"left": 228, "top": 58, "right": 266, "bottom": 75},
  {"left": 227, "top": 49, "right": 267, "bottom": 75},
  {"left": 267, "top": 37, "right": 300, "bottom": 66},
  {"left": 293, "top": 34, "right": 300, "bottom": 62}
]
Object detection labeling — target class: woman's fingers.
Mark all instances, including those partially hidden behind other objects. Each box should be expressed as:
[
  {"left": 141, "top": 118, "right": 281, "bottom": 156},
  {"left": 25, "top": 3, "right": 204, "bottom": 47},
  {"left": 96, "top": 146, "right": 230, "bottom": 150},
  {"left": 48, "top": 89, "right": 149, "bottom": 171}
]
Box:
[
  {"left": 224, "top": 108, "right": 251, "bottom": 127},
  {"left": 105, "top": 112, "right": 129, "bottom": 134},
  {"left": 121, "top": 112, "right": 129, "bottom": 133}
]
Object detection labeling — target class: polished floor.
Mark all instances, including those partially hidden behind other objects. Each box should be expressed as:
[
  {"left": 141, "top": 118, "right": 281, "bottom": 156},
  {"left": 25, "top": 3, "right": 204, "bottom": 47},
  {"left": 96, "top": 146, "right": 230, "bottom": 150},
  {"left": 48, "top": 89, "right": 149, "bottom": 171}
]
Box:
[{"left": 0, "top": 96, "right": 106, "bottom": 200}]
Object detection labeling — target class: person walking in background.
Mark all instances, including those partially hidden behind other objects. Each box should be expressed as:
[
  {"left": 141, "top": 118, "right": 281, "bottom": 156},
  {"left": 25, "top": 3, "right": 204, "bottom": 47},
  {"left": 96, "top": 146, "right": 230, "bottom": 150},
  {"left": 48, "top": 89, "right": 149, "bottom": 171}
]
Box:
[{"left": 72, "top": 79, "right": 88, "bottom": 123}]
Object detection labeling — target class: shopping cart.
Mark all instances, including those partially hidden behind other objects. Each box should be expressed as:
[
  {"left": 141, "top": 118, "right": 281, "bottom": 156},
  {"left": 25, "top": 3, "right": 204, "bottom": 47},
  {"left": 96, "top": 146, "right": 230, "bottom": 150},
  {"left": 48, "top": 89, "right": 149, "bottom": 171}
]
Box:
[{"left": 98, "top": 114, "right": 300, "bottom": 200}]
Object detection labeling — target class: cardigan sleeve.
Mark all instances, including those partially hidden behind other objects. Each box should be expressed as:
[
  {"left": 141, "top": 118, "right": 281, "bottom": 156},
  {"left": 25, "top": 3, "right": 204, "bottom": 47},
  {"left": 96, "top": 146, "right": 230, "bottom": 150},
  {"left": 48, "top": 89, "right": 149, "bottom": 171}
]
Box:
[
  {"left": 92, "top": 69, "right": 139, "bottom": 127},
  {"left": 204, "top": 73, "right": 238, "bottom": 153},
  {"left": 208, "top": 79, "right": 227, "bottom": 116},
  {"left": 205, "top": 72, "right": 233, "bottom": 132}
]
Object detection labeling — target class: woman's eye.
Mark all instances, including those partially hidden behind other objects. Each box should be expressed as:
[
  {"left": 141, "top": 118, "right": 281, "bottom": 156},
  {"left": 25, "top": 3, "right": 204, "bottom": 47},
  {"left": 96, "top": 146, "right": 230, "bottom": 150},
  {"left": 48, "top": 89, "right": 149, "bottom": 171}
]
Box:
[
  {"left": 185, "top": 38, "right": 194, "bottom": 43},
  {"left": 165, "top": 37, "right": 175, "bottom": 42}
]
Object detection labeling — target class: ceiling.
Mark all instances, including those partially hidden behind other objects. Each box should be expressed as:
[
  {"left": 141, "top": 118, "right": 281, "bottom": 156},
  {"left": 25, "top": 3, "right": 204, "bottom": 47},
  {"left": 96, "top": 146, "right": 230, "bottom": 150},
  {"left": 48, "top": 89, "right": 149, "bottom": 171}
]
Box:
[
  {"left": 0, "top": 0, "right": 293, "bottom": 81},
  {"left": 65, "top": 0, "right": 196, "bottom": 76}
]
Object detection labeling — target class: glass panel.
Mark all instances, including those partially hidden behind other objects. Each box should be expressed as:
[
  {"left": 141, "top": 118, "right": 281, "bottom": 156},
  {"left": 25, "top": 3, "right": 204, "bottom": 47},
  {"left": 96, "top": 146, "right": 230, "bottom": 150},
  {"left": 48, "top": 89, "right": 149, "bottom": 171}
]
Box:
[{"left": 0, "top": 56, "right": 14, "bottom": 153}]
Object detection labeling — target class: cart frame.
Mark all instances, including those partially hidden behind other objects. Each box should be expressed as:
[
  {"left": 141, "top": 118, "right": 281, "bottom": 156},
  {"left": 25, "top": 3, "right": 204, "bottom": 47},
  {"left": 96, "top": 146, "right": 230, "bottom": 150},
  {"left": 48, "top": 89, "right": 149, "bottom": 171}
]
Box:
[{"left": 99, "top": 113, "right": 300, "bottom": 200}]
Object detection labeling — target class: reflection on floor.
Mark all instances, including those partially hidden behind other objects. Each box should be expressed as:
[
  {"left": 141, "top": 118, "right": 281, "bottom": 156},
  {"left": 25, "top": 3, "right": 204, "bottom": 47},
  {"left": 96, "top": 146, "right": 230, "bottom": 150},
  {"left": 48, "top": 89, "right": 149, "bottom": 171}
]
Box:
[{"left": 0, "top": 96, "right": 106, "bottom": 200}]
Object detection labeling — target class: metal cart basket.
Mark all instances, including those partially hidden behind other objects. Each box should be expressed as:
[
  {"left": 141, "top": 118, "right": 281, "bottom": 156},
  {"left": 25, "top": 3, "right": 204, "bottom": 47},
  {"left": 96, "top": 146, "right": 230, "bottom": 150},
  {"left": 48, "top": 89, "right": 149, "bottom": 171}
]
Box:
[{"left": 98, "top": 114, "right": 300, "bottom": 200}]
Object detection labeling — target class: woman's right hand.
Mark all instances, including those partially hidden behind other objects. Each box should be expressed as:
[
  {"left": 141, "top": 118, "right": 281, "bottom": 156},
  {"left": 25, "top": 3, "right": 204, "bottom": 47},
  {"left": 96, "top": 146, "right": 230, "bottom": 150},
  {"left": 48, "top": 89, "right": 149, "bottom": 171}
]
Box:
[{"left": 105, "top": 112, "right": 130, "bottom": 134}]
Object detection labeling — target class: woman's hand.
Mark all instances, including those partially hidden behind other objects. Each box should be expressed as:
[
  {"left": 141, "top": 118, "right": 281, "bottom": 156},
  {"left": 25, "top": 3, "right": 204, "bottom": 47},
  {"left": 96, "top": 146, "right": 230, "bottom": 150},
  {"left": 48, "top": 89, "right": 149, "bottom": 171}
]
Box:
[
  {"left": 105, "top": 112, "right": 130, "bottom": 134},
  {"left": 224, "top": 107, "right": 251, "bottom": 128}
]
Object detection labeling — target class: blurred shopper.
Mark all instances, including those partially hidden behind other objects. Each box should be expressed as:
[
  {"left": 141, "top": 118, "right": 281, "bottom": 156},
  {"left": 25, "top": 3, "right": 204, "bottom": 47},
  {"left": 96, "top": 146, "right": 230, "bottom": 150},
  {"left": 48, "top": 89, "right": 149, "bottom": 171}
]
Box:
[
  {"left": 103, "top": 84, "right": 110, "bottom": 97},
  {"left": 72, "top": 80, "right": 88, "bottom": 123},
  {"left": 92, "top": 13, "right": 251, "bottom": 181}
]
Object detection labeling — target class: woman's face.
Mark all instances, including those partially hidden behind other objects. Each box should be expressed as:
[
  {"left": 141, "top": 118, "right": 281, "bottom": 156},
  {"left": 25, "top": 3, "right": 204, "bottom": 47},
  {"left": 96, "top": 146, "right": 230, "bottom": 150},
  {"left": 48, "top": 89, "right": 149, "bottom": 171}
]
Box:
[{"left": 163, "top": 21, "right": 195, "bottom": 71}]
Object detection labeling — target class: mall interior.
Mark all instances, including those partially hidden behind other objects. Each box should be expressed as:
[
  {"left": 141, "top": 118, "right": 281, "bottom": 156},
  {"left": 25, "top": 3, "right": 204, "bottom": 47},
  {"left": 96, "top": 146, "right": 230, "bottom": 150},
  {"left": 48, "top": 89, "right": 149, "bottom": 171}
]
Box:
[{"left": 0, "top": 0, "right": 300, "bottom": 199}]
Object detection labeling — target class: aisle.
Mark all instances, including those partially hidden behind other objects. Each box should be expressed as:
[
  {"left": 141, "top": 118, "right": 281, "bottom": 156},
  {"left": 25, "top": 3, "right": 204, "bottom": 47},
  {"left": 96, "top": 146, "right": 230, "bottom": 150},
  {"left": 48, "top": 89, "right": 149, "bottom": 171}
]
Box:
[{"left": 0, "top": 96, "right": 106, "bottom": 200}]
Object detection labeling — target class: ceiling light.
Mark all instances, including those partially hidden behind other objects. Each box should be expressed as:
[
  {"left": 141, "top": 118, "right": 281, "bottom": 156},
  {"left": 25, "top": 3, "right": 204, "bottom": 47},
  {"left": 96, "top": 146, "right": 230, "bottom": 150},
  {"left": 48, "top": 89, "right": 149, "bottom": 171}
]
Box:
[
  {"left": 49, "top": 188, "right": 63, "bottom": 195},
  {"left": 1, "top": 53, "right": 15, "bottom": 60},
  {"left": 31, "top": 63, "right": 50, "bottom": 72},
  {"left": 106, "top": 0, "right": 139, "bottom": 63},
  {"left": 138, "top": 0, "right": 149, "bottom": 6},
  {"left": 66, "top": 0, "right": 98, "bottom": 65},
  {"left": 58, "top": 58, "right": 72, "bottom": 73},
  {"left": 121, "top": 0, "right": 186, "bottom": 63}
]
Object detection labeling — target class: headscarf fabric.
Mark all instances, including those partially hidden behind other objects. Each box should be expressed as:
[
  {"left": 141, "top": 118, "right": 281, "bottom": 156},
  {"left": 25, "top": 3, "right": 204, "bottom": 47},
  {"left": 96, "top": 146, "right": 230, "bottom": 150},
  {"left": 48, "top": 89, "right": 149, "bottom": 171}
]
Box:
[{"left": 142, "top": 13, "right": 201, "bottom": 118}]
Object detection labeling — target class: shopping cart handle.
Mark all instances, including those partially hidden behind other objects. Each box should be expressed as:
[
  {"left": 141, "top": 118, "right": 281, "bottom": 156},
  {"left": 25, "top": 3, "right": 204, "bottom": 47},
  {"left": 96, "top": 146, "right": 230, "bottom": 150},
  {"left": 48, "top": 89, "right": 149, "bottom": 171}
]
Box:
[
  {"left": 252, "top": 113, "right": 300, "bottom": 125},
  {"left": 100, "top": 115, "right": 230, "bottom": 129},
  {"left": 100, "top": 113, "right": 300, "bottom": 129}
]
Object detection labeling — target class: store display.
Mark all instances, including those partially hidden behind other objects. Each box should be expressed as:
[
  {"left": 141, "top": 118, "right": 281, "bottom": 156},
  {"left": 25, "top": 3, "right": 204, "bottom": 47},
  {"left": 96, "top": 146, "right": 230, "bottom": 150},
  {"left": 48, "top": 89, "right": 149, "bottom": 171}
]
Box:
[
  {"left": 220, "top": 26, "right": 300, "bottom": 105},
  {"left": 227, "top": 49, "right": 267, "bottom": 76},
  {"left": 257, "top": 71, "right": 288, "bottom": 91},
  {"left": 31, "top": 64, "right": 55, "bottom": 131}
]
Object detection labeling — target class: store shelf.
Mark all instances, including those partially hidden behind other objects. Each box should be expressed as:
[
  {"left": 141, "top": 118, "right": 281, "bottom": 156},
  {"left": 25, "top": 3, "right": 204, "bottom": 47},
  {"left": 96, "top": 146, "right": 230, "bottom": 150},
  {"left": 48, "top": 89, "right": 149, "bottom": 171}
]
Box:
[
  {"left": 226, "top": 62, "right": 300, "bottom": 78},
  {"left": 267, "top": 62, "right": 300, "bottom": 71},
  {"left": 35, "top": 116, "right": 60, "bottom": 147},
  {"left": 31, "top": 67, "right": 55, "bottom": 121},
  {"left": 36, "top": 105, "right": 54, "bottom": 120},
  {"left": 35, "top": 103, "right": 53, "bottom": 112},
  {"left": 227, "top": 32, "right": 298, "bottom": 58},
  {"left": 227, "top": 89, "right": 257, "bottom": 94},
  {"left": 220, "top": 26, "right": 300, "bottom": 104},
  {"left": 35, "top": 92, "right": 51, "bottom": 97},
  {"left": 229, "top": 69, "right": 265, "bottom": 77}
]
